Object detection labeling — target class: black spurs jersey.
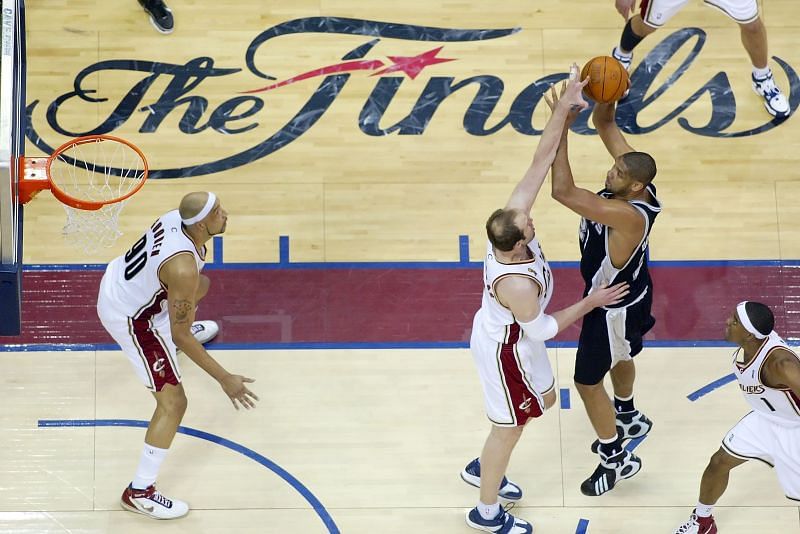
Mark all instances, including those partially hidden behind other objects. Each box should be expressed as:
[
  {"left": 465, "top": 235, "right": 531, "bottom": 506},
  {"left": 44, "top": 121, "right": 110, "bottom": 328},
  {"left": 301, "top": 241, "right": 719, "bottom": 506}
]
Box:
[{"left": 579, "top": 184, "right": 661, "bottom": 308}]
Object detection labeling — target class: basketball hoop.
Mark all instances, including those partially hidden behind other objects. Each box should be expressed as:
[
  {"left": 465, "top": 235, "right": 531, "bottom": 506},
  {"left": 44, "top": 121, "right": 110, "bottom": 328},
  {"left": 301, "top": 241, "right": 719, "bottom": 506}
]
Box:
[{"left": 19, "top": 134, "right": 148, "bottom": 253}]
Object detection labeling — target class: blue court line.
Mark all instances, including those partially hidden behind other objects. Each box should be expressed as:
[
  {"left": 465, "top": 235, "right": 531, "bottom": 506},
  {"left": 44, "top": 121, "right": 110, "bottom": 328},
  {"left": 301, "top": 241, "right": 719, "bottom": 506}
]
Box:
[
  {"left": 626, "top": 435, "right": 646, "bottom": 452},
  {"left": 560, "top": 388, "right": 571, "bottom": 409},
  {"left": 459, "top": 235, "right": 471, "bottom": 264},
  {"left": 576, "top": 518, "right": 590, "bottom": 533},
  {"left": 279, "top": 235, "right": 290, "bottom": 265},
  {"left": 38, "top": 418, "right": 340, "bottom": 534},
  {"left": 16, "top": 232, "right": 800, "bottom": 271},
  {"left": 212, "top": 235, "right": 223, "bottom": 265},
  {"left": 2, "top": 339, "right": 785, "bottom": 352},
  {"left": 687, "top": 373, "right": 737, "bottom": 401},
  {"left": 21, "top": 258, "right": 800, "bottom": 271}
]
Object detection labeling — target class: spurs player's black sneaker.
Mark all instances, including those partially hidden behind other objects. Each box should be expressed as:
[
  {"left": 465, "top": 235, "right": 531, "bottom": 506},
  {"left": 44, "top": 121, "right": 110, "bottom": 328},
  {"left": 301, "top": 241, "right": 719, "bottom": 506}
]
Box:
[
  {"left": 580, "top": 449, "right": 641, "bottom": 496},
  {"left": 590, "top": 410, "right": 653, "bottom": 453}
]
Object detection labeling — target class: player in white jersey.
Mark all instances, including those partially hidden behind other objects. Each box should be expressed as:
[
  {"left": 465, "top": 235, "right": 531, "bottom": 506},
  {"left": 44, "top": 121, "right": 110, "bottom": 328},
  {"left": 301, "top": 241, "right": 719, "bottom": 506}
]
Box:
[
  {"left": 97, "top": 191, "right": 259, "bottom": 520},
  {"left": 609, "top": 0, "right": 789, "bottom": 117},
  {"left": 460, "top": 67, "right": 630, "bottom": 534},
  {"left": 673, "top": 302, "right": 800, "bottom": 534}
]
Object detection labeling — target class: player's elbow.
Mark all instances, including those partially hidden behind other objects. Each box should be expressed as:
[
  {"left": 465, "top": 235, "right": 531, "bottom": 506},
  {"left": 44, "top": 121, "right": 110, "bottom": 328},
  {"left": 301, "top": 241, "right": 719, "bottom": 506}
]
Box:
[
  {"left": 171, "top": 327, "right": 194, "bottom": 350},
  {"left": 551, "top": 181, "right": 569, "bottom": 201}
]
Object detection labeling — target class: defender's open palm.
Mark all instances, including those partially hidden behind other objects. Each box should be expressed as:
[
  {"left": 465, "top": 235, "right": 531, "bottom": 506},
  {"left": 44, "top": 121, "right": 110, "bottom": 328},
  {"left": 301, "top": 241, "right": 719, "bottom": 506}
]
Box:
[
  {"left": 544, "top": 65, "right": 588, "bottom": 125},
  {"left": 556, "top": 64, "right": 589, "bottom": 111},
  {"left": 221, "top": 374, "right": 259, "bottom": 410},
  {"left": 587, "top": 282, "right": 630, "bottom": 308}
]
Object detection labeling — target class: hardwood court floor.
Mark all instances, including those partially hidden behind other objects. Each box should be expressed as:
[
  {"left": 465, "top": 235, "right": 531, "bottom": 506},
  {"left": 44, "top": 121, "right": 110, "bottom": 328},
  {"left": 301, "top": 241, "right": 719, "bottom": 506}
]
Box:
[
  {"left": 18, "top": 1, "right": 800, "bottom": 264},
  {"left": 5, "top": 0, "right": 800, "bottom": 533},
  {"left": 1, "top": 347, "right": 798, "bottom": 533}
]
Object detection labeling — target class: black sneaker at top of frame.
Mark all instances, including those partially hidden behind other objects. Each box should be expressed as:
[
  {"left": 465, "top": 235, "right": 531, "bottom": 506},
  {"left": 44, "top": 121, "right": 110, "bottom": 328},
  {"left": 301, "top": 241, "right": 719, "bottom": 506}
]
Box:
[{"left": 139, "top": 0, "right": 174, "bottom": 34}]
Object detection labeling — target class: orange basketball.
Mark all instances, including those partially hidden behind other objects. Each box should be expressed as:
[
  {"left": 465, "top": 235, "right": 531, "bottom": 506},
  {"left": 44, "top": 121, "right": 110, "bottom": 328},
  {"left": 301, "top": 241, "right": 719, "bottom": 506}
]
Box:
[{"left": 580, "top": 56, "right": 630, "bottom": 103}]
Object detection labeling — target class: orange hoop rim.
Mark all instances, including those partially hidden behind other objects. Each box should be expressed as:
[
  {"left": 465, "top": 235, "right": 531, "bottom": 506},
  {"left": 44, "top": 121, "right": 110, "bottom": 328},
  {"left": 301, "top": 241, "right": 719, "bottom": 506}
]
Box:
[{"left": 45, "top": 134, "right": 149, "bottom": 211}]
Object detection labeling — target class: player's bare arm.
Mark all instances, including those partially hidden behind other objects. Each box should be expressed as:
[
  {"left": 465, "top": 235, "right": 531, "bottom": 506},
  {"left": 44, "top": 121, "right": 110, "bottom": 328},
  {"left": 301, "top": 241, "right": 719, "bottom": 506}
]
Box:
[
  {"left": 592, "top": 102, "right": 634, "bottom": 159},
  {"left": 544, "top": 86, "right": 644, "bottom": 234},
  {"left": 550, "top": 144, "right": 644, "bottom": 236},
  {"left": 494, "top": 275, "right": 543, "bottom": 322},
  {"left": 762, "top": 348, "right": 800, "bottom": 396},
  {"left": 497, "top": 275, "right": 629, "bottom": 334},
  {"left": 160, "top": 254, "right": 259, "bottom": 410},
  {"left": 505, "top": 65, "right": 589, "bottom": 214}
]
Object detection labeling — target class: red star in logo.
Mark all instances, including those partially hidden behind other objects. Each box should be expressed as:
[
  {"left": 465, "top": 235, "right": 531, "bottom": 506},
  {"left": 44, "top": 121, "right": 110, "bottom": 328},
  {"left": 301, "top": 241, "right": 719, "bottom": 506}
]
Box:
[{"left": 371, "top": 46, "right": 456, "bottom": 80}]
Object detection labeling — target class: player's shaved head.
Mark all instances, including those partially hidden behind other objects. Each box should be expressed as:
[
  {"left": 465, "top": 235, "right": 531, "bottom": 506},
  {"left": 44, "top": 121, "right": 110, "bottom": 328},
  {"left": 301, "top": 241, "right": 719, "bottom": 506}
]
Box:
[{"left": 179, "top": 192, "right": 213, "bottom": 221}]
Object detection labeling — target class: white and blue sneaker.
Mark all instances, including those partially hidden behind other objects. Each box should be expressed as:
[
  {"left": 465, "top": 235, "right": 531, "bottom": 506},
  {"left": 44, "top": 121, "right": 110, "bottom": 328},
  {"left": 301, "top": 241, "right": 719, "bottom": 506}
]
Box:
[
  {"left": 612, "top": 47, "right": 633, "bottom": 99},
  {"left": 590, "top": 410, "right": 653, "bottom": 453},
  {"left": 461, "top": 458, "right": 523, "bottom": 501},
  {"left": 752, "top": 71, "right": 790, "bottom": 118},
  {"left": 466, "top": 506, "right": 533, "bottom": 533},
  {"left": 191, "top": 320, "right": 219, "bottom": 344}
]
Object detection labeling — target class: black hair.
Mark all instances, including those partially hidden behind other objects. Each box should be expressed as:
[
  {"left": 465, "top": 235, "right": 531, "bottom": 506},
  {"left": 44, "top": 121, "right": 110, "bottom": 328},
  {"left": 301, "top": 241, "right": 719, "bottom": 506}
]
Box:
[
  {"left": 744, "top": 301, "right": 775, "bottom": 336},
  {"left": 620, "top": 151, "right": 657, "bottom": 185}
]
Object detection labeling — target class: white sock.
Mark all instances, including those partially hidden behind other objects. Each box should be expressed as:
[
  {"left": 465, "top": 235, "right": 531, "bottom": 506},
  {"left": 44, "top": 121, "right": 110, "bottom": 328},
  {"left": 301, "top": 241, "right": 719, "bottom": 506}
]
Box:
[
  {"left": 131, "top": 443, "right": 169, "bottom": 489},
  {"left": 695, "top": 502, "right": 714, "bottom": 518},
  {"left": 614, "top": 46, "right": 633, "bottom": 59},
  {"left": 753, "top": 65, "right": 771, "bottom": 79},
  {"left": 478, "top": 501, "right": 501, "bottom": 520}
]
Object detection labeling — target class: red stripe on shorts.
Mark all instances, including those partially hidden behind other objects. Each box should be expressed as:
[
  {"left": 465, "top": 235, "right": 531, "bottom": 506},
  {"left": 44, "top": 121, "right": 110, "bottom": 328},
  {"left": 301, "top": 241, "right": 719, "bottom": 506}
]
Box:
[
  {"left": 499, "top": 323, "right": 543, "bottom": 425},
  {"left": 132, "top": 290, "right": 179, "bottom": 392},
  {"left": 639, "top": 0, "right": 651, "bottom": 20}
]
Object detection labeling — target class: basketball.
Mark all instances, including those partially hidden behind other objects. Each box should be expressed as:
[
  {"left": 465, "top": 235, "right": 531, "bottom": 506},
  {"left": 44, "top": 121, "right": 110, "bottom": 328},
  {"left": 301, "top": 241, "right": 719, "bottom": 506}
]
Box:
[{"left": 580, "top": 56, "right": 630, "bottom": 103}]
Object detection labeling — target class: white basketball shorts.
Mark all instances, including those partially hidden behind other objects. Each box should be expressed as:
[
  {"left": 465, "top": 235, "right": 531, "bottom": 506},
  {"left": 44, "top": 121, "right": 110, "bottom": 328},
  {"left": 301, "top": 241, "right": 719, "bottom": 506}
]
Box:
[
  {"left": 641, "top": 0, "right": 758, "bottom": 28},
  {"left": 722, "top": 411, "right": 800, "bottom": 500},
  {"left": 470, "top": 312, "right": 556, "bottom": 427},
  {"left": 97, "top": 274, "right": 182, "bottom": 392}
]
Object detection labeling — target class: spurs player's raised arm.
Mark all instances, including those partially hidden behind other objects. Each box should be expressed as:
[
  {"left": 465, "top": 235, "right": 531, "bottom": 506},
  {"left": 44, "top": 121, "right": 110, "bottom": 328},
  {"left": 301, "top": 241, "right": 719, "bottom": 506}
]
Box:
[
  {"left": 504, "top": 65, "right": 589, "bottom": 214},
  {"left": 592, "top": 101, "right": 634, "bottom": 159},
  {"left": 495, "top": 275, "right": 630, "bottom": 341},
  {"left": 762, "top": 348, "right": 800, "bottom": 396},
  {"left": 159, "top": 254, "right": 259, "bottom": 410},
  {"left": 547, "top": 95, "right": 644, "bottom": 235}
]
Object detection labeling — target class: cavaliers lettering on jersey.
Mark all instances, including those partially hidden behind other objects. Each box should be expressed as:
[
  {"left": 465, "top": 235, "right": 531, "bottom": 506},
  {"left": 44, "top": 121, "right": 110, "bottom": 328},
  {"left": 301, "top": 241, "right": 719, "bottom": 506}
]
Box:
[
  {"left": 733, "top": 331, "right": 800, "bottom": 425},
  {"left": 101, "top": 210, "right": 206, "bottom": 320},
  {"left": 579, "top": 183, "right": 661, "bottom": 308},
  {"left": 476, "top": 238, "right": 553, "bottom": 343}
]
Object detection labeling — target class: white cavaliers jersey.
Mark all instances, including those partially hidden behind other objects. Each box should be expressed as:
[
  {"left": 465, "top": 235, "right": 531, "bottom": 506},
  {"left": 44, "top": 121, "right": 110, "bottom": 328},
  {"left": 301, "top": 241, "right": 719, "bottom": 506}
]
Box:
[
  {"left": 476, "top": 238, "right": 553, "bottom": 343},
  {"left": 100, "top": 210, "right": 206, "bottom": 318},
  {"left": 733, "top": 331, "right": 800, "bottom": 426}
]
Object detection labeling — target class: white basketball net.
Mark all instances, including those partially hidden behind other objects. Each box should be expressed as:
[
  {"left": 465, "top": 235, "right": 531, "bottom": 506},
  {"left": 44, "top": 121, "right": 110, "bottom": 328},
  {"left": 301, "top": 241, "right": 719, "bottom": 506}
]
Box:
[
  {"left": 61, "top": 201, "right": 128, "bottom": 254},
  {"left": 48, "top": 137, "right": 147, "bottom": 255}
]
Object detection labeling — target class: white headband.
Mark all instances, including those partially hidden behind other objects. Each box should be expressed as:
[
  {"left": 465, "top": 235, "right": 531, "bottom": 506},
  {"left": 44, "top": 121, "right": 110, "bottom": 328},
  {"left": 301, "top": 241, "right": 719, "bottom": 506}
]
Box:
[
  {"left": 736, "top": 301, "right": 768, "bottom": 339},
  {"left": 182, "top": 192, "right": 217, "bottom": 225}
]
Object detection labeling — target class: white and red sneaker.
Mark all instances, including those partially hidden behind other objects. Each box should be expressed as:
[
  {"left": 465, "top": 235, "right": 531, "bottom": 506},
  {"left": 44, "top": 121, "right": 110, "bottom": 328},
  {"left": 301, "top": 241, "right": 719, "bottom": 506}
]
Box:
[
  {"left": 673, "top": 510, "right": 718, "bottom": 534},
  {"left": 120, "top": 483, "right": 189, "bottom": 519},
  {"left": 191, "top": 320, "right": 219, "bottom": 344}
]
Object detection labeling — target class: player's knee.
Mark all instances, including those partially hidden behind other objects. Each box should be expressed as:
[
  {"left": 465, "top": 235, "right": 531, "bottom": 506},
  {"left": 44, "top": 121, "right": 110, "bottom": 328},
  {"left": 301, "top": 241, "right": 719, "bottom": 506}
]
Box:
[
  {"left": 574, "top": 380, "right": 603, "bottom": 398},
  {"left": 490, "top": 423, "right": 524, "bottom": 442},
  {"left": 739, "top": 18, "right": 763, "bottom": 34},
  {"left": 708, "top": 448, "right": 737, "bottom": 472},
  {"left": 631, "top": 16, "right": 657, "bottom": 37},
  {"left": 543, "top": 390, "right": 557, "bottom": 410},
  {"left": 157, "top": 384, "right": 188, "bottom": 417}
]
